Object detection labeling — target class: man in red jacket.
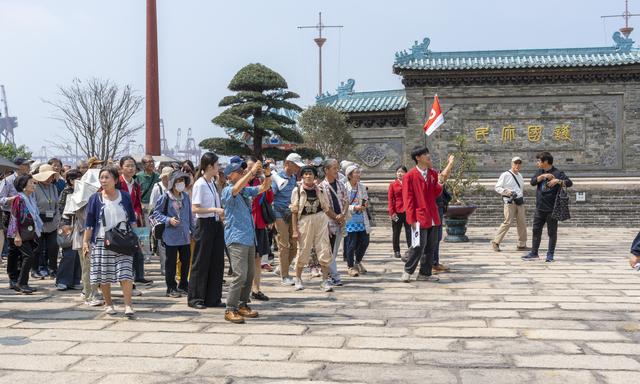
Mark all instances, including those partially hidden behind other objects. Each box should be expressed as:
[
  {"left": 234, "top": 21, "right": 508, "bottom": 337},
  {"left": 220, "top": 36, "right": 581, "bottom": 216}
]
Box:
[{"left": 401, "top": 146, "right": 452, "bottom": 282}]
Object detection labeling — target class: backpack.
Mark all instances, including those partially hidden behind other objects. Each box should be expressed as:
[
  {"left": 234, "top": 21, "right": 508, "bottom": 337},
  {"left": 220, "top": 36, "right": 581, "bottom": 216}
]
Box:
[{"left": 150, "top": 194, "right": 170, "bottom": 253}]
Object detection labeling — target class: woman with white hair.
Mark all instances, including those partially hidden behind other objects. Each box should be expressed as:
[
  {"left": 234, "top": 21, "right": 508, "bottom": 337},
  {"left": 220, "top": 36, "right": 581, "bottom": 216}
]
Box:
[{"left": 343, "top": 165, "right": 371, "bottom": 277}]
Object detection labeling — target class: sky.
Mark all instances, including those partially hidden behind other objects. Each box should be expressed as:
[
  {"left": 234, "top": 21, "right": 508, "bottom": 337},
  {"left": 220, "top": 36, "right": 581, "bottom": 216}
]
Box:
[{"left": 0, "top": 0, "right": 635, "bottom": 158}]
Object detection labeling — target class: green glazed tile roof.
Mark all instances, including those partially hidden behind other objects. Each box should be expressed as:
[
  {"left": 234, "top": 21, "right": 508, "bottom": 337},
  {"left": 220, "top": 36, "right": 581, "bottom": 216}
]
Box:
[
  {"left": 316, "top": 79, "right": 407, "bottom": 113},
  {"left": 394, "top": 32, "right": 640, "bottom": 71}
]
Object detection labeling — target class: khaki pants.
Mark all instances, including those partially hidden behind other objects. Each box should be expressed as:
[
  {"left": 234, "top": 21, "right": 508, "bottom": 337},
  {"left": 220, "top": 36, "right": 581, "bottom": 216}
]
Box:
[
  {"left": 275, "top": 218, "right": 297, "bottom": 278},
  {"left": 493, "top": 203, "right": 527, "bottom": 247},
  {"left": 79, "top": 252, "right": 99, "bottom": 301},
  {"left": 295, "top": 213, "right": 332, "bottom": 270}
]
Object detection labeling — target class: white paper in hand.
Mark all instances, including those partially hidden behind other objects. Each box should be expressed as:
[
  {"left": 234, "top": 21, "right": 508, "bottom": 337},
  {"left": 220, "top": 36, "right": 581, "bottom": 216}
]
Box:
[
  {"left": 270, "top": 172, "right": 288, "bottom": 191},
  {"left": 411, "top": 222, "right": 420, "bottom": 248}
]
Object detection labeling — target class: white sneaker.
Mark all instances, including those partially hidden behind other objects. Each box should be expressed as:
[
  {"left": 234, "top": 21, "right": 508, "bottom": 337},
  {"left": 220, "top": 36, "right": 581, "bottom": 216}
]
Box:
[
  {"left": 401, "top": 272, "right": 411, "bottom": 283},
  {"left": 281, "top": 277, "right": 294, "bottom": 286},
  {"left": 293, "top": 277, "right": 304, "bottom": 291},
  {"left": 311, "top": 267, "right": 322, "bottom": 278},
  {"left": 321, "top": 279, "right": 334, "bottom": 292},
  {"left": 86, "top": 299, "right": 104, "bottom": 307},
  {"left": 104, "top": 305, "right": 116, "bottom": 315},
  {"left": 132, "top": 288, "right": 143, "bottom": 297},
  {"left": 273, "top": 266, "right": 281, "bottom": 276}
]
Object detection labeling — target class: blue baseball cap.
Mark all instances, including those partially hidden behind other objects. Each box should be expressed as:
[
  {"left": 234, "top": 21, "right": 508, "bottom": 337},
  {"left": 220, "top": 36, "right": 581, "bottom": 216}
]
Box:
[
  {"left": 224, "top": 162, "right": 243, "bottom": 177},
  {"left": 229, "top": 156, "right": 247, "bottom": 169}
]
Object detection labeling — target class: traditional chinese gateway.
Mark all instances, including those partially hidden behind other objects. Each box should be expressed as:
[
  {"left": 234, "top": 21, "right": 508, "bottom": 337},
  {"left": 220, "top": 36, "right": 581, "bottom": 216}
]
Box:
[
  {"left": 317, "top": 33, "right": 640, "bottom": 227},
  {"left": 317, "top": 32, "right": 640, "bottom": 179}
]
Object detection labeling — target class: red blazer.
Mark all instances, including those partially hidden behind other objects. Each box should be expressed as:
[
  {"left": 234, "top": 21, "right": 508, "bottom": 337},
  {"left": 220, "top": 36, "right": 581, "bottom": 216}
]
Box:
[
  {"left": 387, "top": 180, "right": 404, "bottom": 216},
  {"left": 250, "top": 178, "right": 274, "bottom": 229},
  {"left": 118, "top": 175, "right": 143, "bottom": 220},
  {"left": 402, "top": 167, "right": 443, "bottom": 229}
]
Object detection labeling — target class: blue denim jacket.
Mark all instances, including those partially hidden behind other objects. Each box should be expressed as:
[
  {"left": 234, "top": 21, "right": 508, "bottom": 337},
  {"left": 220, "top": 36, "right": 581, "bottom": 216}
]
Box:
[
  {"left": 271, "top": 171, "right": 297, "bottom": 218},
  {"left": 221, "top": 185, "right": 258, "bottom": 246},
  {"left": 150, "top": 191, "right": 194, "bottom": 246}
]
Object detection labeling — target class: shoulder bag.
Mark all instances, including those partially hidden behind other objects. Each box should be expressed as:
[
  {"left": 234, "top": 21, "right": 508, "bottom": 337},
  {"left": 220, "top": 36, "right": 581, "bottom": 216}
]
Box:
[
  {"left": 551, "top": 183, "right": 571, "bottom": 222},
  {"left": 260, "top": 193, "right": 275, "bottom": 225},
  {"left": 100, "top": 196, "right": 140, "bottom": 256},
  {"left": 150, "top": 194, "right": 170, "bottom": 253}
]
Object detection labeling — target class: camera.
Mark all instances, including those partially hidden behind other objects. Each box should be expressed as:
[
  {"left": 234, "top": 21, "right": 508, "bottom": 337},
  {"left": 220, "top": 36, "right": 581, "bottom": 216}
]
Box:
[{"left": 506, "top": 191, "right": 518, "bottom": 204}]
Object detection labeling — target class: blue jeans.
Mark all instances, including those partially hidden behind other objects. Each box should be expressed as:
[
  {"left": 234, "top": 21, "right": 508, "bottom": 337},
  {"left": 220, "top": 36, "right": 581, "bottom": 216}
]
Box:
[
  {"left": 56, "top": 247, "right": 81, "bottom": 287},
  {"left": 345, "top": 231, "right": 369, "bottom": 268},
  {"left": 631, "top": 232, "right": 640, "bottom": 257}
]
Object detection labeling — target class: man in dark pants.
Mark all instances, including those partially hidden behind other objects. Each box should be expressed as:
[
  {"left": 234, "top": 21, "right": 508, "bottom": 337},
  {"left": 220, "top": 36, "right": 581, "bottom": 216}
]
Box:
[
  {"left": 401, "top": 146, "right": 453, "bottom": 282},
  {"left": 522, "top": 151, "right": 573, "bottom": 262}
]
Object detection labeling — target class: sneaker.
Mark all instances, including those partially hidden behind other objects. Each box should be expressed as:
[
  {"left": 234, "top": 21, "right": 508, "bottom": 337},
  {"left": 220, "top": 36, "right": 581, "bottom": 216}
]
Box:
[
  {"left": 331, "top": 277, "right": 343, "bottom": 286},
  {"left": 251, "top": 291, "right": 269, "bottom": 301},
  {"left": 273, "top": 266, "right": 281, "bottom": 276},
  {"left": 56, "top": 283, "right": 68, "bottom": 291},
  {"left": 177, "top": 288, "right": 188, "bottom": 296},
  {"left": 521, "top": 252, "right": 540, "bottom": 261},
  {"left": 104, "top": 305, "right": 116, "bottom": 315},
  {"left": 135, "top": 278, "right": 154, "bottom": 286},
  {"left": 87, "top": 299, "right": 104, "bottom": 307},
  {"left": 416, "top": 274, "right": 440, "bottom": 282},
  {"left": 393, "top": 251, "right": 401, "bottom": 258},
  {"left": 124, "top": 306, "right": 135, "bottom": 319},
  {"left": 132, "top": 288, "right": 143, "bottom": 297},
  {"left": 9, "top": 280, "right": 17, "bottom": 291},
  {"left": 401, "top": 251, "right": 410, "bottom": 262},
  {"left": 545, "top": 254, "right": 554, "bottom": 263},
  {"left": 281, "top": 276, "right": 294, "bottom": 286},
  {"left": 321, "top": 279, "right": 334, "bottom": 292},
  {"left": 401, "top": 272, "right": 411, "bottom": 283},
  {"left": 30, "top": 271, "right": 44, "bottom": 280},
  {"left": 238, "top": 305, "right": 259, "bottom": 318},
  {"left": 166, "top": 289, "right": 181, "bottom": 298},
  {"left": 293, "top": 277, "right": 304, "bottom": 291},
  {"left": 224, "top": 309, "right": 245, "bottom": 324},
  {"left": 356, "top": 262, "right": 367, "bottom": 274},
  {"left": 491, "top": 242, "right": 500, "bottom": 252},
  {"left": 348, "top": 267, "right": 359, "bottom": 277},
  {"left": 16, "top": 285, "right": 35, "bottom": 294},
  {"left": 71, "top": 284, "right": 84, "bottom": 290}
]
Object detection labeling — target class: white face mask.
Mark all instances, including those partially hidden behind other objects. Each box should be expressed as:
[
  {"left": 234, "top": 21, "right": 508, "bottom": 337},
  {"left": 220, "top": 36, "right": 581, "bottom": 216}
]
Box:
[{"left": 175, "top": 182, "right": 186, "bottom": 192}]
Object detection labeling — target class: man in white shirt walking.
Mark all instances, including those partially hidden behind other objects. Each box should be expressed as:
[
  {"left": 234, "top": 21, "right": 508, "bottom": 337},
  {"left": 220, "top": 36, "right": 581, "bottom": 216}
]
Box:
[{"left": 491, "top": 156, "right": 527, "bottom": 252}]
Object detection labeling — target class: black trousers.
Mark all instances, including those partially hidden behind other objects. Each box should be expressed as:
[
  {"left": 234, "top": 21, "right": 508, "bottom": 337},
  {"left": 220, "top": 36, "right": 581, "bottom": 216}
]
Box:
[
  {"left": 531, "top": 210, "right": 558, "bottom": 255},
  {"left": 345, "top": 230, "right": 369, "bottom": 268},
  {"left": 56, "top": 247, "right": 81, "bottom": 287},
  {"left": 391, "top": 212, "right": 411, "bottom": 253},
  {"left": 188, "top": 218, "right": 225, "bottom": 307},
  {"left": 165, "top": 244, "right": 191, "bottom": 291},
  {"left": 34, "top": 230, "right": 58, "bottom": 273},
  {"left": 404, "top": 226, "right": 438, "bottom": 276},
  {"left": 17, "top": 240, "right": 37, "bottom": 286},
  {"left": 133, "top": 248, "right": 145, "bottom": 281},
  {"left": 6, "top": 238, "right": 22, "bottom": 282}
]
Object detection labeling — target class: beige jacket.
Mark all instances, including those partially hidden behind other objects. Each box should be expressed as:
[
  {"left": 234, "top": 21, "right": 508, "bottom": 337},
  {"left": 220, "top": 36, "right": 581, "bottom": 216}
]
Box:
[{"left": 290, "top": 183, "right": 331, "bottom": 220}]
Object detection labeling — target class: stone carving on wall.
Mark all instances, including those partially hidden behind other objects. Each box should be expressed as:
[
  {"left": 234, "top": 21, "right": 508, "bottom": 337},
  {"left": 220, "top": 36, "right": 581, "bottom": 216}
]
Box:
[
  {"left": 593, "top": 101, "right": 618, "bottom": 123},
  {"left": 600, "top": 152, "right": 617, "bottom": 167},
  {"left": 357, "top": 145, "right": 387, "bottom": 167}
]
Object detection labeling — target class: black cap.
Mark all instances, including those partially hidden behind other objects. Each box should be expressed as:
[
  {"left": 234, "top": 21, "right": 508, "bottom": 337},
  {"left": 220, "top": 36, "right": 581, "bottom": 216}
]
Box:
[{"left": 13, "top": 157, "right": 34, "bottom": 166}]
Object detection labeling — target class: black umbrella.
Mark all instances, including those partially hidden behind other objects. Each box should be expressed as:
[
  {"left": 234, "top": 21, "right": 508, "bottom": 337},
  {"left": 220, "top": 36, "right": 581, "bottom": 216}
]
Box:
[{"left": 0, "top": 155, "right": 19, "bottom": 173}]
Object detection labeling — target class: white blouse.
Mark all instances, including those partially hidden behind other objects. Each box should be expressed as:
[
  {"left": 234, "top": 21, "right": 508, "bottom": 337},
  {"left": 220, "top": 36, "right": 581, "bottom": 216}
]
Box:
[{"left": 98, "top": 191, "right": 128, "bottom": 237}]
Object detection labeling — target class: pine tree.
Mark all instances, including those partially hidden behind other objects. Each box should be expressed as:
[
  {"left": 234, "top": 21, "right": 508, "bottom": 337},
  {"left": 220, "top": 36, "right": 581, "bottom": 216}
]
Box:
[{"left": 201, "top": 63, "right": 315, "bottom": 160}]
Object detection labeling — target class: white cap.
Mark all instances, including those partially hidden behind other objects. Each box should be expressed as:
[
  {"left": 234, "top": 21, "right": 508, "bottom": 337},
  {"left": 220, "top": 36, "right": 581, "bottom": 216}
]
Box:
[
  {"left": 345, "top": 164, "right": 360, "bottom": 178},
  {"left": 511, "top": 156, "right": 522, "bottom": 163},
  {"left": 285, "top": 153, "right": 305, "bottom": 167}
]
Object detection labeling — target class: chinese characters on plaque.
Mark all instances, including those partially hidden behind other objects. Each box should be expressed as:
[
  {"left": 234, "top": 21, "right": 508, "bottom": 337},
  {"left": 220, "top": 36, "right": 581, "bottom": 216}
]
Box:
[{"left": 473, "top": 123, "right": 572, "bottom": 144}]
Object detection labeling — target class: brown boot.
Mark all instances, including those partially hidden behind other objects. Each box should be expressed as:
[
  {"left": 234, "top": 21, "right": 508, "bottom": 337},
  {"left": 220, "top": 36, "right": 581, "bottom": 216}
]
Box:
[
  {"left": 238, "top": 305, "right": 259, "bottom": 318},
  {"left": 224, "top": 309, "right": 245, "bottom": 324},
  {"left": 491, "top": 242, "right": 500, "bottom": 252}
]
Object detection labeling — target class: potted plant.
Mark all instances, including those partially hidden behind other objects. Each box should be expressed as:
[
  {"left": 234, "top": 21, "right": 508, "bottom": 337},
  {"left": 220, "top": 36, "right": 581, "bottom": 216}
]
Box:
[{"left": 442, "top": 135, "right": 483, "bottom": 242}]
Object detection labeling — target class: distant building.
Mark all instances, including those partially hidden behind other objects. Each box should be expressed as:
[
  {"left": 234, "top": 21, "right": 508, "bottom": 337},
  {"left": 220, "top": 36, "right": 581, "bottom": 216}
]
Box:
[{"left": 317, "top": 32, "right": 640, "bottom": 178}]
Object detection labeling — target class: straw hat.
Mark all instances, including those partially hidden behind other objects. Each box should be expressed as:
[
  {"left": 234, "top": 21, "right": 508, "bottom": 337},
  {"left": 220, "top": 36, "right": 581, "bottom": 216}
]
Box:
[
  {"left": 160, "top": 166, "right": 173, "bottom": 179},
  {"left": 32, "top": 164, "right": 59, "bottom": 182},
  {"left": 87, "top": 156, "right": 104, "bottom": 169}
]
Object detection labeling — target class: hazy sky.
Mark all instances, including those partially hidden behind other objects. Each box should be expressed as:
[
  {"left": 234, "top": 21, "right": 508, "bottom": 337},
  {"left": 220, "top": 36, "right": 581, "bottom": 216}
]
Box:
[{"left": 0, "top": 0, "right": 634, "bottom": 157}]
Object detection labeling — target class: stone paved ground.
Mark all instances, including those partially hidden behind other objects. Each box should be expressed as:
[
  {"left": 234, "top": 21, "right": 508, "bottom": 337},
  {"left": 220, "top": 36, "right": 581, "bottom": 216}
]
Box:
[{"left": 0, "top": 226, "right": 639, "bottom": 384}]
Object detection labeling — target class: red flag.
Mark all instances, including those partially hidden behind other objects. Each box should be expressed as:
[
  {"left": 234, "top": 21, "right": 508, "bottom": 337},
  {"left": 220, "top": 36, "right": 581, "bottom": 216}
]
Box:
[{"left": 423, "top": 94, "right": 444, "bottom": 136}]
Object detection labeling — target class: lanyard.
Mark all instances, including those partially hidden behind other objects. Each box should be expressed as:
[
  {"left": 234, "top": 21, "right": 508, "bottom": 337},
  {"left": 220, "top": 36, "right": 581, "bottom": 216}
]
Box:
[
  {"left": 40, "top": 185, "right": 54, "bottom": 207},
  {"left": 204, "top": 179, "right": 219, "bottom": 209}
]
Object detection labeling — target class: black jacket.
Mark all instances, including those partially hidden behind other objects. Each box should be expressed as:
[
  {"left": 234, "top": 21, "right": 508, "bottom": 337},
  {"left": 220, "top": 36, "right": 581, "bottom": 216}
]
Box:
[{"left": 530, "top": 166, "right": 573, "bottom": 212}]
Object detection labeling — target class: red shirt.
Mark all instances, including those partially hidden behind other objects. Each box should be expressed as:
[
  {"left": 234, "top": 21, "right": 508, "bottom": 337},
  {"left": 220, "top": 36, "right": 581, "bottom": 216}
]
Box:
[
  {"left": 250, "top": 178, "right": 274, "bottom": 229},
  {"left": 118, "top": 175, "right": 143, "bottom": 220},
  {"left": 387, "top": 179, "right": 404, "bottom": 216},
  {"left": 402, "top": 167, "right": 443, "bottom": 229}
]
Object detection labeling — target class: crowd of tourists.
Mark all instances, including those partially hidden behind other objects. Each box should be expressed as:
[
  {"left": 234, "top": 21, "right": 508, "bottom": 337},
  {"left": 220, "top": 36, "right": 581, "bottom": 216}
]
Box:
[{"left": 0, "top": 148, "right": 637, "bottom": 323}]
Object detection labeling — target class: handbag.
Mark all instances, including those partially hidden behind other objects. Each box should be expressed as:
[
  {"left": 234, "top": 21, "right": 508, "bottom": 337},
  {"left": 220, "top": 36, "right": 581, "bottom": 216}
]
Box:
[
  {"left": 19, "top": 214, "right": 36, "bottom": 242},
  {"left": 101, "top": 198, "right": 140, "bottom": 256},
  {"left": 57, "top": 218, "right": 74, "bottom": 248},
  {"left": 260, "top": 194, "right": 275, "bottom": 225},
  {"left": 150, "top": 195, "right": 170, "bottom": 253},
  {"left": 551, "top": 184, "right": 571, "bottom": 222}
]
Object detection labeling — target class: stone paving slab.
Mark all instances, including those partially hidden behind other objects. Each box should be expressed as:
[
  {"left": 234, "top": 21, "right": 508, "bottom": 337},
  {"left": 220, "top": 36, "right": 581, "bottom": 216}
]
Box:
[{"left": 0, "top": 226, "right": 638, "bottom": 382}]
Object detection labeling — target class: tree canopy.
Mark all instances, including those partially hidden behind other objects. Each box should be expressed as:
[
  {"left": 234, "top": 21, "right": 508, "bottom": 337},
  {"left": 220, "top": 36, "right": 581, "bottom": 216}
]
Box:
[
  {"left": 298, "top": 105, "right": 354, "bottom": 160},
  {"left": 201, "top": 63, "right": 312, "bottom": 160}
]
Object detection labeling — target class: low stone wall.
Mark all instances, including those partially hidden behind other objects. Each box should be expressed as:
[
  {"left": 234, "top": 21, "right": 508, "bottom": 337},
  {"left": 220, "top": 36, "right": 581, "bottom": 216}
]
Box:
[{"left": 363, "top": 178, "right": 640, "bottom": 228}]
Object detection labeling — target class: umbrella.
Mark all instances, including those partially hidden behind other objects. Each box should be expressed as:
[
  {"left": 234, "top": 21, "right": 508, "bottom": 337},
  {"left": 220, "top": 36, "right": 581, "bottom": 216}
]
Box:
[{"left": 0, "top": 155, "right": 18, "bottom": 173}]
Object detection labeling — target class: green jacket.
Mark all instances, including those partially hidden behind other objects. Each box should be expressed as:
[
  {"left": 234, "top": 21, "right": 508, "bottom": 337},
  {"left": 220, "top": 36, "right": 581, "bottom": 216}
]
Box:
[{"left": 136, "top": 171, "right": 160, "bottom": 204}]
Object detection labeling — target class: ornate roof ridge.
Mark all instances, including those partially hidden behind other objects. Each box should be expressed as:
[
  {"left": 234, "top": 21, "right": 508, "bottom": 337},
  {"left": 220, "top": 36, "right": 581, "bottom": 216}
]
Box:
[
  {"left": 316, "top": 79, "right": 407, "bottom": 114},
  {"left": 394, "top": 32, "right": 639, "bottom": 70}
]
